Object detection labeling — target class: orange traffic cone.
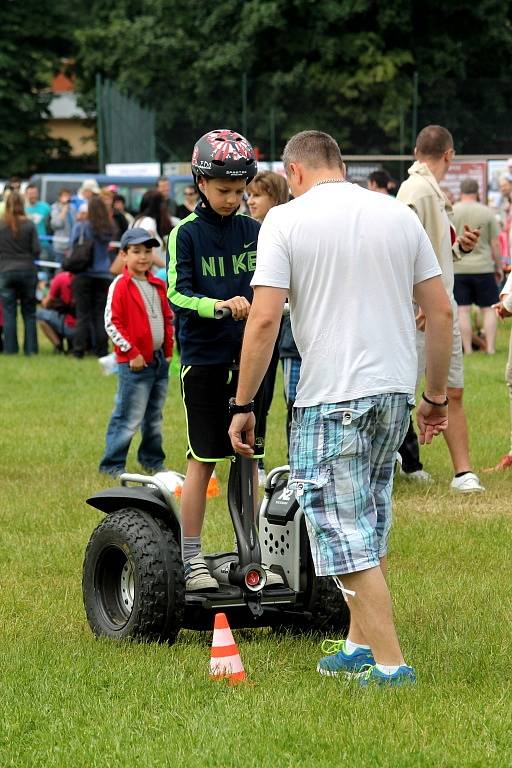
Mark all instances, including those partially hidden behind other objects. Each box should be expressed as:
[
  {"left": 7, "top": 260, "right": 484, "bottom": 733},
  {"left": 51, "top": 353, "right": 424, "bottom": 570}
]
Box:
[
  {"left": 206, "top": 470, "right": 221, "bottom": 499},
  {"left": 209, "top": 612, "right": 246, "bottom": 685}
]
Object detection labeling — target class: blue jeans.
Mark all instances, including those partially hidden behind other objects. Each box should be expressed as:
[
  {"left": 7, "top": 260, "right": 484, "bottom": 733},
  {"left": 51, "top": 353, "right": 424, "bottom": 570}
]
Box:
[
  {"left": 0, "top": 270, "right": 38, "bottom": 354},
  {"left": 99, "top": 350, "right": 169, "bottom": 475}
]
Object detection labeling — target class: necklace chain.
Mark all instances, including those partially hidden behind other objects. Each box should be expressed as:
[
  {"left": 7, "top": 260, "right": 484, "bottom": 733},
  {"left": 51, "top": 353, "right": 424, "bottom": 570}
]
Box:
[
  {"left": 314, "top": 178, "right": 345, "bottom": 187},
  {"left": 137, "top": 279, "right": 158, "bottom": 318}
]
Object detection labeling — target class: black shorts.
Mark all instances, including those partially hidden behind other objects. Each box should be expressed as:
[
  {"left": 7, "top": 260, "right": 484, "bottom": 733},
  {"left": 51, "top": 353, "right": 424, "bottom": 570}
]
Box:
[
  {"left": 453, "top": 273, "right": 499, "bottom": 308},
  {"left": 180, "top": 365, "right": 265, "bottom": 461}
]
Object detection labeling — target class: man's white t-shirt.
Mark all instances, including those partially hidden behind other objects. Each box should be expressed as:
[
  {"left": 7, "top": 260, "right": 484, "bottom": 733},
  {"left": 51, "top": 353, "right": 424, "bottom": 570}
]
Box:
[{"left": 251, "top": 182, "right": 441, "bottom": 407}]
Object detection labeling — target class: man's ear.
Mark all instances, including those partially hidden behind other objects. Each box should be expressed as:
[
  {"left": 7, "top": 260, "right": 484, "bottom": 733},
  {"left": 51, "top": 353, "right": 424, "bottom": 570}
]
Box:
[
  {"left": 413, "top": 146, "right": 418, "bottom": 158},
  {"left": 289, "top": 162, "right": 302, "bottom": 184}
]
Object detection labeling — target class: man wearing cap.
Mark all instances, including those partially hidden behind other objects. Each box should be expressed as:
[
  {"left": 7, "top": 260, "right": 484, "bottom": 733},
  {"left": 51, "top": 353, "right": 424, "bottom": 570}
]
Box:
[
  {"left": 453, "top": 178, "right": 502, "bottom": 355},
  {"left": 99, "top": 228, "right": 174, "bottom": 477}
]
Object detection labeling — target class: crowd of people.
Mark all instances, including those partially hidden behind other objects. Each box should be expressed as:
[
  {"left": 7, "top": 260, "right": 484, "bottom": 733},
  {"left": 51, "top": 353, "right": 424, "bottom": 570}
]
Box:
[{"left": 0, "top": 176, "right": 200, "bottom": 357}]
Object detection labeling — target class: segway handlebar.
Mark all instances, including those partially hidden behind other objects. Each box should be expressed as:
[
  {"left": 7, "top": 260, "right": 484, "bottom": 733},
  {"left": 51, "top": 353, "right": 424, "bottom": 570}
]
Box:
[{"left": 214, "top": 302, "right": 289, "bottom": 320}]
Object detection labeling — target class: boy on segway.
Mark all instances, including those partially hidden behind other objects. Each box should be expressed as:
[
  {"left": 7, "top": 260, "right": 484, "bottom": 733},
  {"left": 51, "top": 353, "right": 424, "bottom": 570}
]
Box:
[{"left": 167, "top": 128, "right": 284, "bottom": 592}]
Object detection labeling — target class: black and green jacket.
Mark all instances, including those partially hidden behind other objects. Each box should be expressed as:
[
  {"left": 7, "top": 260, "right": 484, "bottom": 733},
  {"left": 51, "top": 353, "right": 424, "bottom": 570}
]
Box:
[{"left": 167, "top": 202, "right": 260, "bottom": 365}]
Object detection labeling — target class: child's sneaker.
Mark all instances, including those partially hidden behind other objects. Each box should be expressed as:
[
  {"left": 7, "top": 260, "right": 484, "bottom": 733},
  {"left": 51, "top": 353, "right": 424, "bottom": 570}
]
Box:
[
  {"left": 262, "top": 565, "right": 284, "bottom": 587},
  {"left": 184, "top": 555, "right": 219, "bottom": 592},
  {"left": 317, "top": 639, "right": 374, "bottom": 676},
  {"left": 357, "top": 664, "right": 416, "bottom": 687}
]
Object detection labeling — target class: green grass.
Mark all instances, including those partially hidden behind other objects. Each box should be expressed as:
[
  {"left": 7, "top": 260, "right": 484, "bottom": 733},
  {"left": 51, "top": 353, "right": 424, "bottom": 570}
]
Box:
[{"left": 1, "top": 329, "right": 511, "bottom": 767}]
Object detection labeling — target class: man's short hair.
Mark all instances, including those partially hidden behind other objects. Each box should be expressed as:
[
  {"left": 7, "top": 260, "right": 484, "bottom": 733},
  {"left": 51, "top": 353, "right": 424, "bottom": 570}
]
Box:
[
  {"left": 26, "top": 183, "right": 38, "bottom": 191},
  {"left": 460, "top": 177, "right": 479, "bottom": 195},
  {"left": 415, "top": 125, "right": 453, "bottom": 158},
  {"left": 368, "top": 170, "right": 391, "bottom": 189},
  {"left": 282, "top": 130, "right": 343, "bottom": 171}
]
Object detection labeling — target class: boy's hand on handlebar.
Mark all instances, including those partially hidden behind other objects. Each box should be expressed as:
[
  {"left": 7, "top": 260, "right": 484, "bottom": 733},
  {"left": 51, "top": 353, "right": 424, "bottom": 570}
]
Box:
[
  {"left": 229, "top": 412, "right": 255, "bottom": 457},
  {"left": 215, "top": 296, "right": 250, "bottom": 321}
]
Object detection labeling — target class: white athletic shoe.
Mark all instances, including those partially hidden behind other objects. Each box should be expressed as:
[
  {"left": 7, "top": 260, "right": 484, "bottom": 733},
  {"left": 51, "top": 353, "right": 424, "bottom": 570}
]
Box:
[
  {"left": 402, "top": 468, "right": 433, "bottom": 483},
  {"left": 185, "top": 555, "right": 219, "bottom": 591},
  {"left": 450, "top": 472, "right": 485, "bottom": 493}
]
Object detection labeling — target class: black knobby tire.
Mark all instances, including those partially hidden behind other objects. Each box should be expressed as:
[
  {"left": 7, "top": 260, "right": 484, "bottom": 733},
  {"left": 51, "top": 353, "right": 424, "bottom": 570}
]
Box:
[
  {"left": 82, "top": 508, "right": 184, "bottom": 643},
  {"left": 305, "top": 573, "right": 350, "bottom": 634}
]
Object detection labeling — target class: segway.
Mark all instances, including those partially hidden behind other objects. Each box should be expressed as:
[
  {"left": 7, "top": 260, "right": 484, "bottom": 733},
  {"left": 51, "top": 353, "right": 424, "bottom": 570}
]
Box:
[
  {"left": 82, "top": 454, "right": 348, "bottom": 642},
  {"left": 82, "top": 307, "right": 349, "bottom": 642}
]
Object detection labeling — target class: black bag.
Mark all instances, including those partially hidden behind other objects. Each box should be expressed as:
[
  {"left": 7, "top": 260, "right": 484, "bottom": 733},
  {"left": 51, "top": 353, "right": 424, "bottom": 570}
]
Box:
[{"left": 63, "top": 225, "right": 94, "bottom": 274}]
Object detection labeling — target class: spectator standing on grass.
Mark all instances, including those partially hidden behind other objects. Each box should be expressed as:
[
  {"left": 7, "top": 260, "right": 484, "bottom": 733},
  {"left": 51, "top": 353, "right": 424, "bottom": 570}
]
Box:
[
  {"left": 486, "top": 274, "right": 512, "bottom": 470},
  {"left": 133, "top": 190, "right": 172, "bottom": 268},
  {"left": 99, "top": 228, "right": 173, "bottom": 477},
  {"left": 0, "top": 192, "right": 40, "bottom": 355},
  {"left": 397, "top": 125, "right": 484, "bottom": 493},
  {"left": 453, "top": 178, "right": 502, "bottom": 355},
  {"left": 113, "top": 194, "right": 134, "bottom": 227},
  {"left": 36, "top": 270, "right": 76, "bottom": 353},
  {"left": 229, "top": 129, "right": 453, "bottom": 687},
  {"left": 367, "top": 170, "right": 391, "bottom": 194},
  {"left": 24, "top": 184, "right": 51, "bottom": 254},
  {"left": 70, "top": 196, "right": 114, "bottom": 359},
  {"left": 50, "top": 188, "right": 75, "bottom": 262},
  {"left": 156, "top": 176, "right": 177, "bottom": 218},
  {"left": 176, "top": 184, "right": 199, "bottom": 220},
  {"left": 247, "top": 170, "right": 293, "bottom": 470}
]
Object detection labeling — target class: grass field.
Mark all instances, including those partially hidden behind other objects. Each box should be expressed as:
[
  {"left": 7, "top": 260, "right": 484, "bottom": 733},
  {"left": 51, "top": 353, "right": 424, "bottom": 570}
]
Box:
[{"left": 1, "top": 328, "right": 511, "bottom": 768}]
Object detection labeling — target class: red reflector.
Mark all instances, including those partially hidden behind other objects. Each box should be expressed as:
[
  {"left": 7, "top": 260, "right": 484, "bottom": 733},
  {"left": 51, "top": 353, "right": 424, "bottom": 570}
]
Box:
[{"left": 246, "top": 570, "right": 260, "bottom": 587}]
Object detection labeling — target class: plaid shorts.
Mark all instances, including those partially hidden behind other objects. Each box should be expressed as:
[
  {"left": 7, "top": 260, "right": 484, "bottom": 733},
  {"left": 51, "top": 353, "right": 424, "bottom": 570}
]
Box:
[{"left": 289, "top": 393, "right": 412, "bottom": 576}]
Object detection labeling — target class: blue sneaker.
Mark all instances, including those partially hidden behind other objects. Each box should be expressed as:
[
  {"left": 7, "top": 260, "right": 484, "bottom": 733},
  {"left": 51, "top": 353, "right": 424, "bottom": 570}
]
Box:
[
  {"left": 317, "top": 639, "right": 375, "bottom": 677},
  {"left": 358, "top": 664, "right": 416, "bottom": 687}
]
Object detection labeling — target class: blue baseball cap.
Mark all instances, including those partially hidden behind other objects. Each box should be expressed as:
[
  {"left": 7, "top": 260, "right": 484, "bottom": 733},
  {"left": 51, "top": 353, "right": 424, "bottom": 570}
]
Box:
[{"left": 120, "top": 228, "right": 160, "bottom": 250}]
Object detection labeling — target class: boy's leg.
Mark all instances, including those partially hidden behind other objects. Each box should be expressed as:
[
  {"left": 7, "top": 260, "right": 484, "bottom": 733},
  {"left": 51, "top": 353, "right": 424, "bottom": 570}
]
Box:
[
  {"left": 99, "top": 364, "right": 152, "bottom": 475},
  {"left": 137, "top": 353, "right": 169, "bottom": 471},
  {"left": 180, "top": 459, "right": 218, "bottom": 591},
  {"left": 180, "top": 459, "right": 216, "bottom": 537}
]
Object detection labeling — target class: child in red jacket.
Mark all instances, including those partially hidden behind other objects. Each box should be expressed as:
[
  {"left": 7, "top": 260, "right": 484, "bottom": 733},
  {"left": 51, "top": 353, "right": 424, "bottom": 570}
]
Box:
[{"left": 99, "top": 228, "right": 174, "bottom": 476}]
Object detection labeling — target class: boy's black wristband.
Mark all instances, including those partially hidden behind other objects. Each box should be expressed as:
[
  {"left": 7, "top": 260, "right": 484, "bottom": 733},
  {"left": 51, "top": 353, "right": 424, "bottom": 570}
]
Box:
[{"left": 422, "top": 392, "right": 449, "bottom": 407}]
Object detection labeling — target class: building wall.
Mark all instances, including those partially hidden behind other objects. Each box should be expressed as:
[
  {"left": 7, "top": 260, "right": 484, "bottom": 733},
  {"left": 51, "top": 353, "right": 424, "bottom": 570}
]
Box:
[{"left": 47, "top": 119, "right": 96, "bottom": 156}]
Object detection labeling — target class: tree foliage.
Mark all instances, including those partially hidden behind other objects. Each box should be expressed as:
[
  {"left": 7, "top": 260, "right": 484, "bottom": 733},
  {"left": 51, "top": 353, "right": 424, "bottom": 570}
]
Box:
[
  {"left": 0, "top": 0, "right": 87, "bottom": 175},
  {"left": 1, "top": 0, "right": 512, "bottom": 174}
]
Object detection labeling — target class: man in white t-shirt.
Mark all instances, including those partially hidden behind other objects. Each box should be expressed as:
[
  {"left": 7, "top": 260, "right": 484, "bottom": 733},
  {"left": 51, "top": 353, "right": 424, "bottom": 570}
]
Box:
[{"left": 228, "top": 130, "right": 453, "bottom": 688}]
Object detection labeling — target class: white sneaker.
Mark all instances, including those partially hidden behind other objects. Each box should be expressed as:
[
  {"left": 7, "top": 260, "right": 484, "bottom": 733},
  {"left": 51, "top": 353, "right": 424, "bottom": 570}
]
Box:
[
  {"left": 262, "top": 564, "right": 284, "bottom": 587},
  {"left": 450, "top": 472, "right": 485, "bottom": 493},
  {"left": 184, "top": 555, "right": 219, "bottom": 591},
  {"left": 402, "top": 468, "right": 432, "bottom": 483}
]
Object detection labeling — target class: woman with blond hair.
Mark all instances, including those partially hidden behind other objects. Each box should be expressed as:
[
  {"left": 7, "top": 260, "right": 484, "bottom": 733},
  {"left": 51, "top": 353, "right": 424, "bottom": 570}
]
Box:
[
  {"left": 0, "top": 191, "right": 40, "bottom": 354},
  {"left": 247, "top": 171, "right": 291, "bottom": 480}
]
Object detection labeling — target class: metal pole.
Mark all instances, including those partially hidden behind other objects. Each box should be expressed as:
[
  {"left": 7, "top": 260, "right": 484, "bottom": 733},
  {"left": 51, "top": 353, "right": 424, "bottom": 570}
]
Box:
[
  {"left": 411, "top": 71, "right": 419, "bottom": 150},
  {"left": 95, "top": 73, "right": 104, "bottom": 172},
  {"left": 241, "top": 73, "right": 248, "bottom": 137},
  {"left": 269, "top": 106, "right": 276, "bottom": 170},
  {"left": 399, "top": 106, "right": 405, "bottom": 181}
]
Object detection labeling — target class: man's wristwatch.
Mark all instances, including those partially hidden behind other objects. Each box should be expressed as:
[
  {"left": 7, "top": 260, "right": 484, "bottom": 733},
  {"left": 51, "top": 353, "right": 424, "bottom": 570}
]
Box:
[{"left": 228, "top": 397, "right": 255, "bottom": 415}]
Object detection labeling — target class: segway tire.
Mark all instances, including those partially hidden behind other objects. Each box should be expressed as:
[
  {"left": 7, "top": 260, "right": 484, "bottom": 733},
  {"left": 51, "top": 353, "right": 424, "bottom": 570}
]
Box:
[
  {"left": 305, "top": 575, "right": 349, "bottom": 634},
  {"left": 82, "top": 508, "right": 184, "bottom": 644}
]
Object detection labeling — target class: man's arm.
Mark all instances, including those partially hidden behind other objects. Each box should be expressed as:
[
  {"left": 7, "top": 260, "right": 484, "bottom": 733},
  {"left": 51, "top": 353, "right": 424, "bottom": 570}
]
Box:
[
  {"left": 413, "top": 276, "right": 453, "bottom": 444},
  {"left": 229, "top": 285, "right": 288, "bottom": 455}
]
